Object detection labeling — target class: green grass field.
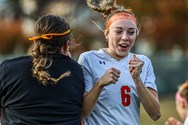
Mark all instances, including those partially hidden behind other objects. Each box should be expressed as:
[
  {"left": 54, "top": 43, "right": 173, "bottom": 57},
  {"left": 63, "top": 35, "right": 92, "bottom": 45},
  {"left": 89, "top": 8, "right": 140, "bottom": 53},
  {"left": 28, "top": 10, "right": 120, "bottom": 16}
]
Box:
[{"left": 140, "top": 95, "right": 182, "bottom": 125}]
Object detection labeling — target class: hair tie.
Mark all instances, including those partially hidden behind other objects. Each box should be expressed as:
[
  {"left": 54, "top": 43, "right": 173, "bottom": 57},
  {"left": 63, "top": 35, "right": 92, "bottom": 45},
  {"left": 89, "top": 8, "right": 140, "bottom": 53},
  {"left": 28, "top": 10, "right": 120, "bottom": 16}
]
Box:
[{"left": 29, "top": 29, "right": 71, "bottom": 41}]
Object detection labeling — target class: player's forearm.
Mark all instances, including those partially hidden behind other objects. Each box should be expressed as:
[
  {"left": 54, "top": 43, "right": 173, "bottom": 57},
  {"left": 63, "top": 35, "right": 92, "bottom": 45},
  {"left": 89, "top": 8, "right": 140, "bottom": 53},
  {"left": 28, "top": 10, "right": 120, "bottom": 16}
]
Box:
[
  {"left": 134, "top": 77, "right": 161, "bottom": 121},
  {"left": 81, "top": 81, "right": 103, "bottom": 120}
]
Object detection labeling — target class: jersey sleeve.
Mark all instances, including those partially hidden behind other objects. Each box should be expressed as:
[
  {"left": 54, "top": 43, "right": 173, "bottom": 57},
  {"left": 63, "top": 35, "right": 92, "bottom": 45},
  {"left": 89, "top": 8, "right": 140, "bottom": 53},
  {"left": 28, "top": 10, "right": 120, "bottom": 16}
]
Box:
[
  {"left": 78, "top": 53, "right": 94, "bottom": 92},
  {"left": 144, "top": 57, "right": 158, "bottom": 92}
]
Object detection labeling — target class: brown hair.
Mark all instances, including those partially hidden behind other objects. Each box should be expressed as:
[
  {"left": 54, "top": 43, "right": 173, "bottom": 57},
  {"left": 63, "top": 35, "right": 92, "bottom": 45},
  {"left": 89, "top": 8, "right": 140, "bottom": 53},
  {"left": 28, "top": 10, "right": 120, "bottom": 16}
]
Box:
[{"left": 29, "top": 14, "right": 71, "bottom": 85}]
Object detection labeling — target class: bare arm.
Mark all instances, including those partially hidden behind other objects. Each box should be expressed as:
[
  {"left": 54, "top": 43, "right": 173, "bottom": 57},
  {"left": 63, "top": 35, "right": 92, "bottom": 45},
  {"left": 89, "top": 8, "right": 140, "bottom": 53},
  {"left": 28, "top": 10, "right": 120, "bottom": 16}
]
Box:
[
  {"left": 81, "top": 68, "right": 121, "bottom": 120},
  {"left": 134, "top": 78, "right": 161, "bottom": 120},
  {"left": 129, "top": 54, "right": 161, "bottom": 121}
]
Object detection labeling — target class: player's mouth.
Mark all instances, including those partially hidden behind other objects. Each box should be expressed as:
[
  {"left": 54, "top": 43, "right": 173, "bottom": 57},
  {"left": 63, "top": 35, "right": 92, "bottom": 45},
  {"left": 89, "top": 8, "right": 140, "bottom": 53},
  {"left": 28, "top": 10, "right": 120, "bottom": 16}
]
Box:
[{"left": 118, "top": 43, "right": 129, "bottom": 51}]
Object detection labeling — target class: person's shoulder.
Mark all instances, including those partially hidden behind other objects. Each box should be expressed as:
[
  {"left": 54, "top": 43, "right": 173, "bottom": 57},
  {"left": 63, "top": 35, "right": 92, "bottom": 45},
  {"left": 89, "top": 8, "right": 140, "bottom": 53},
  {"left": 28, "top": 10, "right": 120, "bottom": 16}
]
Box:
[
  {"left": 63, "top": 56, "right": 83, "bottom": 69},
  {"left": 68, "top": 57, "right": 80, "bottom": 65},
  {"left": 0, "top": 55, "right": 32, "bottom": 68},
  {"left": 134, "top": 53, "right": 151, "bottom": 62},
  {"left": 79, "top": 50, "right": 100, "bottom": 60},
  {"left": 80, "top": 50, "right": 98, "bottom": 57}
]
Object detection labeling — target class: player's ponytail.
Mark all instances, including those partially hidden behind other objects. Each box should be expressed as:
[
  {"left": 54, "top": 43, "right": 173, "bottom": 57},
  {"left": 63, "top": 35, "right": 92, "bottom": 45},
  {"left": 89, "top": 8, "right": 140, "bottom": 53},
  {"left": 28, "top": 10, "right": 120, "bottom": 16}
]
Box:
[
  {"left": 29, "top": 14, "right": 71, "bottom": 85},
  {"left": 86, "top": 0, "right": 140, "bottom": 34}
]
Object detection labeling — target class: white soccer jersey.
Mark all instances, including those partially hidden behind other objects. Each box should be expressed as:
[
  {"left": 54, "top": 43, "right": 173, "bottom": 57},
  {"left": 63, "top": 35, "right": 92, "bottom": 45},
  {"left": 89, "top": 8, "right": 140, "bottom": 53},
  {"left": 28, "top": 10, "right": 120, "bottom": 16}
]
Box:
[
  {"left": 78, "top": 49, "right": 157, "bottom": 125},
  {"left": 184, "top": 117, "right": 188, "bottom": 125}
]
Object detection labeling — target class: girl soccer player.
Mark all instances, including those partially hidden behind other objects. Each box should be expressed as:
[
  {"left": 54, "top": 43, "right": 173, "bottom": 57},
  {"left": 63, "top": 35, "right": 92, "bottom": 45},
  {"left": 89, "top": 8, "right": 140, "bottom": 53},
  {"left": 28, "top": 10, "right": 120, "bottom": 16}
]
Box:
[
  {"left": 165, "top": 81, "right": 188, "bottom": 125},
  {"left": 78, "top": 0, "right": 161, "bottom": 124}
]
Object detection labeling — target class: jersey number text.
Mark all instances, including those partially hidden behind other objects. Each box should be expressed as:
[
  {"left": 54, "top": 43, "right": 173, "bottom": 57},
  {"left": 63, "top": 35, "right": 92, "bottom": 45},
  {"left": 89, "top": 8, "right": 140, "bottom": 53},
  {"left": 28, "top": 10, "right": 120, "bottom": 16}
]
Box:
[{"left": 121, "top": 86, "right": 130, "bottom": 106}]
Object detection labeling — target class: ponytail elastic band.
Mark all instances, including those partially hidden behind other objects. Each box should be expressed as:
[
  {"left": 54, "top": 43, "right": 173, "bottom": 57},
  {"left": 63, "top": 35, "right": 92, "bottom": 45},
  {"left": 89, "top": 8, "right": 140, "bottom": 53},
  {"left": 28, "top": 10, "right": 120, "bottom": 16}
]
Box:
[{"left": 29, "top": 29, "right": 71, "bottom": 41}]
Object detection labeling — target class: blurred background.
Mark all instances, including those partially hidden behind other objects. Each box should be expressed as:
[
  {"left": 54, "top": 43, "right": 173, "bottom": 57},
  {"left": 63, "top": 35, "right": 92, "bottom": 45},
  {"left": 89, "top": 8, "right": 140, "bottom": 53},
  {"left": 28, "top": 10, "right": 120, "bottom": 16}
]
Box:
[{"left": 0, "top": 0, "right": 188, "bottom": 124}]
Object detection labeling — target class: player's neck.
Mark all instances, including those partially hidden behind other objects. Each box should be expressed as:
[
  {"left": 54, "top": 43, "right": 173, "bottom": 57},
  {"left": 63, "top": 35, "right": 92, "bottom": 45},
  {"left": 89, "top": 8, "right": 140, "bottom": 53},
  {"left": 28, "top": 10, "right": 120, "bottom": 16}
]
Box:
[{"left": 105, "top": 49, "right": 127, "bottom": 61}]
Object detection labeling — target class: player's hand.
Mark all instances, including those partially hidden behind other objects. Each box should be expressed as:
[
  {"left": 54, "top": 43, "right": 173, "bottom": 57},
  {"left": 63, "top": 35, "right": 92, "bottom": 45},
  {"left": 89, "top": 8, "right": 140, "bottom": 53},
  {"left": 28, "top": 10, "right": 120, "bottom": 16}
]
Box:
[
  {"left": 97, "top": 67, "right": 120, "bottom": 87},
  {"left": 164, "top": 117, "right": 183, "bottom": 125},
  {"left": 129, "top": 54, "right": 144, "bottom": 79}
]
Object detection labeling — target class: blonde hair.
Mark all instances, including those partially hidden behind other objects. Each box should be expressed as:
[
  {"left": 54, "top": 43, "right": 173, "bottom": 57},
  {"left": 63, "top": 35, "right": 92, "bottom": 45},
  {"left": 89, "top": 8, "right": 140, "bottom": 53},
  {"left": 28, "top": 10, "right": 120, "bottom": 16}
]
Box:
[
  {"left": 86, "top": 0, "right": 135, "bottom": 21},
  {"left": 86, "top": 0, "right": 140, "bottom": 34}
]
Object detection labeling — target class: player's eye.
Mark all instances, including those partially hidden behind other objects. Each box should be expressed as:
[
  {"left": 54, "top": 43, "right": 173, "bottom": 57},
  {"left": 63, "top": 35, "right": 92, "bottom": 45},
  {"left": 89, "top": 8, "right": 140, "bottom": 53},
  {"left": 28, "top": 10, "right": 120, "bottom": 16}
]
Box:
[
  {"left": 114, "top": 30, "right": 122, "bottom": 34},
  {"left": 127, "top": 30, "right": 136, "bottom": 35}
]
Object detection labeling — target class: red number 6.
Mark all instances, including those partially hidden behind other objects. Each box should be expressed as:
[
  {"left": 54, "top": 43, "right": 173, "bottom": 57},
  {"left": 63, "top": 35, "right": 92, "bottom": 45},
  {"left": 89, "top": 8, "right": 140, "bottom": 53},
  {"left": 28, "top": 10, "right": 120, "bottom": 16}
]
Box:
[{"left": 121, "top": 86, "right": 130, "bottom": 106}]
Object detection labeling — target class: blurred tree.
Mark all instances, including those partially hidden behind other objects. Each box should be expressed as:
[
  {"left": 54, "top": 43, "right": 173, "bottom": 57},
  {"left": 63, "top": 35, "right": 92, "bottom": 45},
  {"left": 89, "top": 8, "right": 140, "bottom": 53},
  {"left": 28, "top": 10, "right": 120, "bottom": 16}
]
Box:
[
  {"left": 117, "top": 0, "right": 188, "bottom": 53},
  {"left": 0, "top": 0, "right": 188, "bottom": 55}
]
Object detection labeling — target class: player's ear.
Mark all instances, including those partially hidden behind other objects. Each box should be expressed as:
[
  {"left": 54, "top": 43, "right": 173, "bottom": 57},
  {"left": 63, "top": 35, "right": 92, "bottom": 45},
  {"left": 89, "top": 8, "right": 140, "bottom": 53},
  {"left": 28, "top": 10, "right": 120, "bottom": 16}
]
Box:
[
  {"left": 104, "top": 29, "right": 109, "bottom": 40},
  {"left": 183, "top": 101, "right": 188, "bottom": 109},
  {"left": 180, "top": 101, "right": 188, "bottom": 109}
]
